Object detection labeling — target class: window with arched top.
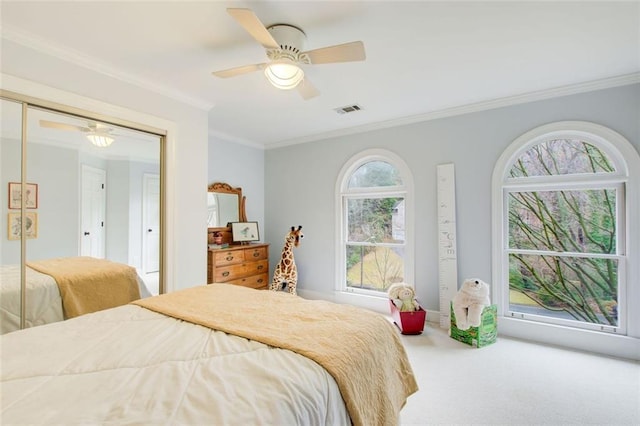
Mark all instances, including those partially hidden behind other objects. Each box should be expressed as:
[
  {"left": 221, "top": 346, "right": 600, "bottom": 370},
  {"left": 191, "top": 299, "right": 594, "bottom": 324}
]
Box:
[
  {"left": 336, "top": 149, "right": 414, "bottom": 299},
  {"left": 492, "top": 122, "right": 640, "bottom": 354}
]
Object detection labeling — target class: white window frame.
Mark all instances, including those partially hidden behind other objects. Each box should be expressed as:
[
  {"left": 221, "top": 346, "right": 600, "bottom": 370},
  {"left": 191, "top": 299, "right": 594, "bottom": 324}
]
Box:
[
  {"left": 492, "top": 121, "right": 640, "bottom": 359},
  {"left": 504, "top": 181, "right": 626, "bottom": 334},
  {"left": 335, "top": 149, "right": 414, "bottom": 313}
]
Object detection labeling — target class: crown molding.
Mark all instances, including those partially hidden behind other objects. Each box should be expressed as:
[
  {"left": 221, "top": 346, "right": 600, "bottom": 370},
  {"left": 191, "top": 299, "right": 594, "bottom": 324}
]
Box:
[
  {"left": 1, "top": 26, "right": 215, "bottom": 111},
  {"left": 265, "top": 72, "right": 640, "bottom": 150},
  {"left": 3, "top": 24, "right": 637, "bottom": 148},
  {"left": 208, "top": 128, "right": 265, "bottom": 150}
]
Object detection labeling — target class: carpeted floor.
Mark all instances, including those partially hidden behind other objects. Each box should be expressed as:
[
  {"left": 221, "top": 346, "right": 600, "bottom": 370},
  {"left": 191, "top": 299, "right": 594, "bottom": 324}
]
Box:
[{"left": 398, "top": 323, "right": 640, "bottom": 425}]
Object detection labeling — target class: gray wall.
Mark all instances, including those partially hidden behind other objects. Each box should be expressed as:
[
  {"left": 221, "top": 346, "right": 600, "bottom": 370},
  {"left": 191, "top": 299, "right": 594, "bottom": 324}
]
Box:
[
  {"left": 264, "top": 84, "right": 640, "bottom": 313},
  {"left": 208, "top": 137, "right": 265, "bottom": 240},
  {"left": 2, "top": 140, "right": 79, "bottom": 263},
  {"left": 106, "top": 161, "right": 130, "bottom": 264}
]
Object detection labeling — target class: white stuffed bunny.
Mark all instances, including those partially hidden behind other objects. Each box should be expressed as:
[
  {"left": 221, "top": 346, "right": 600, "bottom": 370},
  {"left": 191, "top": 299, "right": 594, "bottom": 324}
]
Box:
[{"left": 452, "top": 278, "right": 491, "bottom": 330}]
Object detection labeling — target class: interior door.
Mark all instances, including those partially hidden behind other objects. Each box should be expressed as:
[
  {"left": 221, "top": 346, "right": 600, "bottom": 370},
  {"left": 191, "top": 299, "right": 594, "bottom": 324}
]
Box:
[
  {"left": 80, "top": 165, "right": 106, "bottom": 258},
  {"left": 142, "top": 173, "right": 160, "bottom": 274}
]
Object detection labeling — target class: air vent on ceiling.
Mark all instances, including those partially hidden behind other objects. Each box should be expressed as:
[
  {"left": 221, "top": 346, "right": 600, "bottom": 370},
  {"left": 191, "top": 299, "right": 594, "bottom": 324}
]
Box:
[{"left": 334, "top": 104, "right": 363, "bottom": 115}]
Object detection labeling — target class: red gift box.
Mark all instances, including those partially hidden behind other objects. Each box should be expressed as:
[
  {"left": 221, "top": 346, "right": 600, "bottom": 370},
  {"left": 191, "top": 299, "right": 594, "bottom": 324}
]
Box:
[{"left": 389, "top": 300, "right": 427, "bottom": 335}]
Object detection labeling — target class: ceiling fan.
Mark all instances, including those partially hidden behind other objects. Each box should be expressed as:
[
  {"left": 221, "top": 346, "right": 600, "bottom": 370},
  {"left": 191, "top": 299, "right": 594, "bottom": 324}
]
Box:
[
  {"left": 39, "top": 119, "right": 118, "bottom": 148},
  {"left": 212, "top": 8, "right": 366, "bottom": 100}
]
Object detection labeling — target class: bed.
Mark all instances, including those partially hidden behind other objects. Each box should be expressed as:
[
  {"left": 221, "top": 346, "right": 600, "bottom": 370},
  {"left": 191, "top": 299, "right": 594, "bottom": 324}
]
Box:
[
  {"left": 0, "top": 257, "right": 151, "bottom": 334},
  {"left": 0, "top": 284, "right": 418, "bottom": 425}
]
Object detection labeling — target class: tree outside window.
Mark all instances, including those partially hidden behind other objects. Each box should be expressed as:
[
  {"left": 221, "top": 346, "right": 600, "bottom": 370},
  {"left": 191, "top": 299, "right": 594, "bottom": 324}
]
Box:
[
  {"left": 340, "top": 158, "right": 409, "bottom": 294},
  {"left": 506, "top": 139, "right": 621, "bottom": 330}
]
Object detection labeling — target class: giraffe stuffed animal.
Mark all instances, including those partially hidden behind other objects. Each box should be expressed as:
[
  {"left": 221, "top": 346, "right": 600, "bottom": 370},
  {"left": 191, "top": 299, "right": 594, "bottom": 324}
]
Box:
[{"left": 270, "top": 225, "right": 304, "bottom": 295}]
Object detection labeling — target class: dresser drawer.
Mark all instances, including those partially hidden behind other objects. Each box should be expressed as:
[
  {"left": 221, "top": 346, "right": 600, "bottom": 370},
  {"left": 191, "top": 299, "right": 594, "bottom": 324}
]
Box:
[
  {"left": 208, "top": 243, "right": 269, "bottom": 288},
  {"left": 226, "top": 273, "right": 269, "bottom": 289},
  {"left": 213, "top": 249, "right": 245, "bottom": 266},
  {"left": 214, "top": 259, "right": 268, "bottom": 282},
  {"left": 245, "top": 246, "right": 268, "bottom": 261}
]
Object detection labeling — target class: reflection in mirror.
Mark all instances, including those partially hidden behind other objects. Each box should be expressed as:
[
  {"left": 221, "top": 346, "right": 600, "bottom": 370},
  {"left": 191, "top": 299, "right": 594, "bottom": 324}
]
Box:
[
  {"left": 1, "top": 97, "right": 163, "bottom": 334},
  {"left": 0, "top": 98, "right": 25, "bottom": 331},
  {"left": 207, "top": 182, "right": 246, "bottom": 246},
  {"left": 207, "top": 192, "right": 240, "bottom": 227}
]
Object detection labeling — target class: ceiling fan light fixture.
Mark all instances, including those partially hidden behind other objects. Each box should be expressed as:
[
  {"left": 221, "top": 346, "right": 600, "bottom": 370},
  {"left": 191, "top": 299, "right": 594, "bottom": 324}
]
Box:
[
  {"left": 264, "top": 62, "right": 304, "bottom": 90},
  {"left": 87, "top": 132, "right": 114, "bottom": 148}
]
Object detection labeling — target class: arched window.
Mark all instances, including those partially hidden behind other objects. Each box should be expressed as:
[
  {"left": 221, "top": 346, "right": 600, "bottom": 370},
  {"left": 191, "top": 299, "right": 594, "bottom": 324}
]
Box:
[
  {"left": 336, "top": 149, "right": 414, "bottom": 302},
  {"left": 492, "top": 121, "right": 639, "bottom": 358}
]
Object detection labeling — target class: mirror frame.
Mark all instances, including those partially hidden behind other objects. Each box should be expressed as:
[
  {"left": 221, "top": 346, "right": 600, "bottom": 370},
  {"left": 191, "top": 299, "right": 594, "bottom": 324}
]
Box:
[{"left": 207, "top": 182, "right": 246, "bottom": 244}]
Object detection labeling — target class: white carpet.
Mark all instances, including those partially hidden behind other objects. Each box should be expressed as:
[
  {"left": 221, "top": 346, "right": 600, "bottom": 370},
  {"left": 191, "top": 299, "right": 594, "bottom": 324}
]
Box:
[{"left": 398, "top": 323, "right": 640, "bottom": 425}]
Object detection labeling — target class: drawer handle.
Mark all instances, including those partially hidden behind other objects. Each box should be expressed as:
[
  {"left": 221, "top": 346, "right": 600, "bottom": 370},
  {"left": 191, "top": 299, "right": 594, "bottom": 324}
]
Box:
[
  {"left": 222, "top": 271, "right": 229, "bottom": 277},
  {"left": 253, "top": 252, "right": 261, "bottom": 257},
  {"left": 226, "top": 256, "right": 234, "bottom": 261},
  {"left": 257, "top": 278, "right": 263, "bottom": 283},
  {"left": 257, "top": 265, "right": 264, "bottom": 270}
]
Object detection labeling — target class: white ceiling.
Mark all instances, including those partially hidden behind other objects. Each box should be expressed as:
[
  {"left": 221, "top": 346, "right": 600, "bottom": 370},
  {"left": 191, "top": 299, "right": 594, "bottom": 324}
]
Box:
[{"left": 1, "top": 1, "right": 638, "bottom": 149}]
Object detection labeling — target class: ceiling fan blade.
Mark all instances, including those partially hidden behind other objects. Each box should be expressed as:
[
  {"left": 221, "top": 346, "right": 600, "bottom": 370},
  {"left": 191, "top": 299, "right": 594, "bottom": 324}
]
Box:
[
  {"left": 227, "top": 8, "right": 279, "bottom": 49},
  {"left": 39, "top": 120, "right": 89, "bottom": 132},
  {"left": 297, "top": 78, "right": 320, "bottom": 100},
  {"left": 212, "top": 63, "right": 265, "bottom": 79},
  {"left": 303, "top": 41, "right": 366, "bottom": 64}
]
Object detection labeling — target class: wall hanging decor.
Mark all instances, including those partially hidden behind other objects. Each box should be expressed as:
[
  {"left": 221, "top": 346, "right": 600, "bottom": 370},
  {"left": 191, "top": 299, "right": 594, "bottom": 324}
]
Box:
[
  {"left": 8, "top": 212, "right": 38, "bottom": 240},
  {"left": 8, "top": 182, "right": 38, "bottom": 209}
]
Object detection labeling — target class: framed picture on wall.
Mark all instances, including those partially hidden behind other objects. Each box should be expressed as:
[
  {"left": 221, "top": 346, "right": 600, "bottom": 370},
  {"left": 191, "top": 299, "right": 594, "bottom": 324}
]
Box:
[
  {"left": 231, "top": 221, "right": 260, "bottom": 243},
  {"left": 8, "top": 182, "right": 38, "bottom": 209},
  {"left": 7, "top": 212, "right": 38, "bottom": 240}
]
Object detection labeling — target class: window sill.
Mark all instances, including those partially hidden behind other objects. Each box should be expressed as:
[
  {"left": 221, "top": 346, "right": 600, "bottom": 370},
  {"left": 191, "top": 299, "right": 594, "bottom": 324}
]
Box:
[
  {"left": 333, "top": 291, "right": 389, "bottom": 315},
  {"left": 498, "top": 316, "right": 640, "bottom": 361}
]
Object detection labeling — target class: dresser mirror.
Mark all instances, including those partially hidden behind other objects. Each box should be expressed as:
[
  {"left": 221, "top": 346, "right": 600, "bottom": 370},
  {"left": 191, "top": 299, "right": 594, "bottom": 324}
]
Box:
[
  {"left": 206, "top": 182, "right": 268, "bottom": 286},
  {"left": 207, "top": 182, "right": 246, "bottom": 244}
]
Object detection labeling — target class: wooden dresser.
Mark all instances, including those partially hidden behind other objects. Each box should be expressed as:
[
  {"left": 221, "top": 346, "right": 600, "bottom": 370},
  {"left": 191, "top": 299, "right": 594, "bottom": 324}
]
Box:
[{"left": 207, "top": 243, "right": 269, "bottom": 289}]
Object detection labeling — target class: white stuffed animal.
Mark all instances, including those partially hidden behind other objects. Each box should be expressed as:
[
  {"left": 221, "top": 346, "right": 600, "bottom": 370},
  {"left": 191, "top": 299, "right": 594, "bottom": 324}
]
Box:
[
  {"left": 452, "top": 278, "right": 491, "bottom": 330},
  {"left": 388, "top": 283, "right": 420, "bottom": 312}
]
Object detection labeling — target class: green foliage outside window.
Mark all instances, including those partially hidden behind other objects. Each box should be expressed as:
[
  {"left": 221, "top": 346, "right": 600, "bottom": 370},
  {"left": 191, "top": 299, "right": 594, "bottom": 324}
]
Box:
[{"left": 345, "top": 160, "right": 405, "bottom": 292}]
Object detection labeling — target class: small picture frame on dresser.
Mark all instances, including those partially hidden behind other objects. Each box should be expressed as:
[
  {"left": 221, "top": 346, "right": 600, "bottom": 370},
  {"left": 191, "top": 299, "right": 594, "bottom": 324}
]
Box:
[{"left": 231, "top": 221, "right": 260, "bottom": 243}]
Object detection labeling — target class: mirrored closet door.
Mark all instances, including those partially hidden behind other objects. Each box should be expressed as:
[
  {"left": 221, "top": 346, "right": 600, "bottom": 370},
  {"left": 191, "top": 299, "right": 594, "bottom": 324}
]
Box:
[{"left": 0, "top": 92, "right": 165, "bottom": 333}]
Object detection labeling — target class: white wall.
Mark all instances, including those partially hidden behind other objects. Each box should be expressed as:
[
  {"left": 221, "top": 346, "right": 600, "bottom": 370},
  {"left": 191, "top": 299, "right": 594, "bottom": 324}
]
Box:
[
  {"left": 265, "top": 84, "right": 640, "bottom": 314},
  {"left": 1, "top": 38, "right": 209, "bottom": 291}
]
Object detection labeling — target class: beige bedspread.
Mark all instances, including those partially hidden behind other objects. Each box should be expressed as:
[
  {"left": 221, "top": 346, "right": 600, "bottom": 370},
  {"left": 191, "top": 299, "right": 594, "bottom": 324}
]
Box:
[
  {"left": 134, "top": 284, "right": 418, "bottom": 426},
  {"left": 27, "top": 256, "right": 140, "bottom": 319}
]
